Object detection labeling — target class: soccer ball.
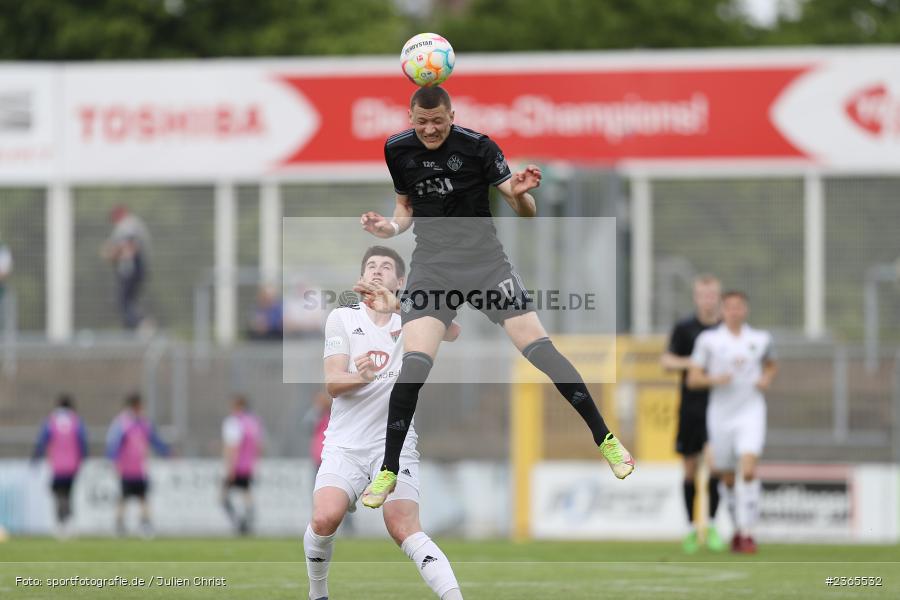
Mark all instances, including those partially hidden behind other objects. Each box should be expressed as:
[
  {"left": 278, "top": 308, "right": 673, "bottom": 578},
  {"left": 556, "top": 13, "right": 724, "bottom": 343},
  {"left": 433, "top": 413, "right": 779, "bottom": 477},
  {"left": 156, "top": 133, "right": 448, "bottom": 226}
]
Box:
[{"left": 400, "top": 33, "right": 455, "bottom": 87}]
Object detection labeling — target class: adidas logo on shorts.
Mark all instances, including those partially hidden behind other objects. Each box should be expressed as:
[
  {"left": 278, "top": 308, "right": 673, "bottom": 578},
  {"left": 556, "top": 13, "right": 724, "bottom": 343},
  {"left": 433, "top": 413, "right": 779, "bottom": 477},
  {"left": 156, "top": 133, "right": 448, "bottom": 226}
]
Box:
[
  {"left": 351, "top": 327, "right": 365, "bottom": 335},
  {"left": 401, "top": 469, "right": 411, "bottom": 476}
]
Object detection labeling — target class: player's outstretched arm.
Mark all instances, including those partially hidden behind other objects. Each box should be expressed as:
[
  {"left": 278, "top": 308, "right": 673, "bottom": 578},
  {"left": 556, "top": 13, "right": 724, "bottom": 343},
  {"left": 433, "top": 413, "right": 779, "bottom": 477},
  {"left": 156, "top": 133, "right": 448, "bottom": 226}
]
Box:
[
  {"left": 497, "top": 165, "right": 540, "bottom": 217},
  {"left": 324, "top": 353, "right": 376, "bottom": 397},
  {"left": 361, "top": 195, "right": 413, "bottom": 238}
]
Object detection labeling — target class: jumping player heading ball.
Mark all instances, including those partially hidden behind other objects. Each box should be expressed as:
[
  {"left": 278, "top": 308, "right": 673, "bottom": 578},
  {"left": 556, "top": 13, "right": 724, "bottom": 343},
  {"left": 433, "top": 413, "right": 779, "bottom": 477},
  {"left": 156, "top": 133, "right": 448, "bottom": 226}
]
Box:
[{"left": 357, "top": 86, "right": 635, "bottom": 509}]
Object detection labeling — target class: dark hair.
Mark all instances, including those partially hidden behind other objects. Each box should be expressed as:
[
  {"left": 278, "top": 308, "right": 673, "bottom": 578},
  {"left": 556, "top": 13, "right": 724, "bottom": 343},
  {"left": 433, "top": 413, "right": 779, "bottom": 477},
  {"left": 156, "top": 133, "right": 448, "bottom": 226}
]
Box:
[
  {"left": 722, "top": 290, "right": 748, "bottom": 302},
  {"left": 125, "top": 392, "right": 142, "bottom": 408},
  {"left": 57, "top": 393, "right": 74, "bottom": 410},
  {"left": 361, "top": 246, "right": 406, "bottom": 278},
  {"left": 233, "top": 394, "right": 248, "bottom": 410},
  {"left": 410, "top": 86, "right": 452, "bottom": 111}
]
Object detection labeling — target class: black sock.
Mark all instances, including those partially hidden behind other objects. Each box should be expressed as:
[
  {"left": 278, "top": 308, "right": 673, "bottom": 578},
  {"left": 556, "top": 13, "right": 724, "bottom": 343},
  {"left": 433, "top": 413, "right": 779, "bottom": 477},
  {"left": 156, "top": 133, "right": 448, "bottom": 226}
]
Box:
[
  {"left": 382, "top": 351, "right": 433, "bottom": 473},
  {"left": 683, "top": 480, "right": 696, "bottom": 523},
  {"left": 522, "top": 337, "right": 610, "bottom": 445},
  {"left": 708, "top": 476, "right": 721, "bottom": 518}
]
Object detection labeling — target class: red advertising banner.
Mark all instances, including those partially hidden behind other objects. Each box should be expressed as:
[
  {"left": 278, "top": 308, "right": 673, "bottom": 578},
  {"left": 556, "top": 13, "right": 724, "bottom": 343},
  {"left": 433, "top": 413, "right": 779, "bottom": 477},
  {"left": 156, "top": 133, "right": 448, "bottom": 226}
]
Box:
[
  {"left": 3, "top": 50, "right": 899, "bottom": 181},
  {"left": 278, "top": 68, "right": 809, "bottom": 165}
]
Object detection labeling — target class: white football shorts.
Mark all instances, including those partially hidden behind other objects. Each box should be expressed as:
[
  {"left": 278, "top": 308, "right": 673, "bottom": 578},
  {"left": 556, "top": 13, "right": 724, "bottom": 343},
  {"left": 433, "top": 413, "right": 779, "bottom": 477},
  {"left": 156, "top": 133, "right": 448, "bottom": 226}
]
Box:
[
  {"left": 707, "top": 399, "right": 766, "bottom": 472},
  {"left": 314, "top": 443, "right": 420, "bottom": 507}
]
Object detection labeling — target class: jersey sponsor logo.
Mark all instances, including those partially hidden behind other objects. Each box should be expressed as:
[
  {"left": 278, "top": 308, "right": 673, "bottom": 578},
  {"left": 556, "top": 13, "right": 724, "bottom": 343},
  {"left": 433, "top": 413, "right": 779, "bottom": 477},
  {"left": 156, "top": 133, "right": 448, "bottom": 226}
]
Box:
[
  {"left": 447, "top": 154, "right": 463, "bottom": 171},
  {"left": 369, "top": 350, "right": 390, "bottom": 371},
  {"left": 325, "top": 336, "right": 345, "bottom": 352},
  {"left": 423, "top": 160, "right": 443, "bottom": 171},
  {"left": 351, "top": 327, "right": 365, "bottom": 335},
  {"left": 414, "top": 176, "right": 453, "bottom": 197}
]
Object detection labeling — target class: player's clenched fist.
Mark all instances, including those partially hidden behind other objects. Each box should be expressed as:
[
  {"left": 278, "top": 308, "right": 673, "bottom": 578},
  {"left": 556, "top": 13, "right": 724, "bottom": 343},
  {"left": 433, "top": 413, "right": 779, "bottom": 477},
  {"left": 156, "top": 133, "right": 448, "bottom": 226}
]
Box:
[{"left": 354, "top": 353, "right": 377, "bottom": 382}]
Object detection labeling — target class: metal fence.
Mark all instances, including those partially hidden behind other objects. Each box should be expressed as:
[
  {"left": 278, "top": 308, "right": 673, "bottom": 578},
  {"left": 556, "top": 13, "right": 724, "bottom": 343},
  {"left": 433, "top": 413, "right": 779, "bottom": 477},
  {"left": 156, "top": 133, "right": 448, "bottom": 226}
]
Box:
[{"left": 0, "top": 337, "right": 896, "bottom": 465}]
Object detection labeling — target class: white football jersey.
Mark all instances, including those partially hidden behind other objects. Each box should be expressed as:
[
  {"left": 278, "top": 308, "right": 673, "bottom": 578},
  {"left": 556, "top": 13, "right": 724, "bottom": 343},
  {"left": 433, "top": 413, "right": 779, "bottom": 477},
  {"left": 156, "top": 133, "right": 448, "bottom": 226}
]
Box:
[
  {"left": 322, "top": 306, "right": 417, "bottom": 451},
  {"left": 690, "top": 323, "right": 775, "bottom": 414}
]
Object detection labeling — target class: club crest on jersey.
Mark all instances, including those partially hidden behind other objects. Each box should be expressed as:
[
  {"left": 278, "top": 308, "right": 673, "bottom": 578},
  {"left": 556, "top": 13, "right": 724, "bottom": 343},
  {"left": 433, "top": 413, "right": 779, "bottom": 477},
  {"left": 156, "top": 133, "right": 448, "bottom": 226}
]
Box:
[
  {"left": 369, "top": 350, "right": 390, "bottom": 371},
  {"left": 390, "top": 329, "right": 401, "bottom": 342},
  {"left": 447, "top": 154, "right": 463, "bottom": 172}
]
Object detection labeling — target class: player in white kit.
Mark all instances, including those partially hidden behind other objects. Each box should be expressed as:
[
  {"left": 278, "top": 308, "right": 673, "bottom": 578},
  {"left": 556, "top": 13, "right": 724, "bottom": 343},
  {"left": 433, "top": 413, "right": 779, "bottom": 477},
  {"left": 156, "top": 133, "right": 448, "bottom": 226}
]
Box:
[
  {"left": 688, "top": 291, "right": 777, "bottom": 554},
  {"left": 304, "top": 245, "right": 464, "bottom": 600}
]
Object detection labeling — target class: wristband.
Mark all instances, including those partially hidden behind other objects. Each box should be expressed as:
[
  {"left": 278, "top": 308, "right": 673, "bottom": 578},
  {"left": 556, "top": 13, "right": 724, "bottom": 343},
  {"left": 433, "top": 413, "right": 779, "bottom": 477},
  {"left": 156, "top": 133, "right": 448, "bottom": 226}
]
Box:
[{"left": 390, "top": 221, "right": 400, "bottom": 237}]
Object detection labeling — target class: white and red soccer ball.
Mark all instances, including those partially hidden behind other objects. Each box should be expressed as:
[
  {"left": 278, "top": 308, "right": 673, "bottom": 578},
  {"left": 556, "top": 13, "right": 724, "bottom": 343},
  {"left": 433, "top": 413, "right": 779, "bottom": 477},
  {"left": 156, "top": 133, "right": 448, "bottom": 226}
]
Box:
[{"left": 400, "top": 33, "right": 455, "bottom": 87}]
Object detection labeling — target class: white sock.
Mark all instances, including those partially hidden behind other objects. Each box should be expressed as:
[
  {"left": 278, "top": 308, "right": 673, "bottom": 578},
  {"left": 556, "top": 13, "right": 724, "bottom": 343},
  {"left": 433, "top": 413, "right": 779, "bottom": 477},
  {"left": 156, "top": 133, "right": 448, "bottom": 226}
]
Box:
[
  {"left": 719, "top": 480, "right": 737, "bottom": 531},
  {"left": 304, "top": 524, "right": 335, "bottom": 599},
  {"left": 401, "top": 531, "right": 462, "bottom": 599},
  {"left": 738, "top": 478, "right": 761, "bottom": 536}
]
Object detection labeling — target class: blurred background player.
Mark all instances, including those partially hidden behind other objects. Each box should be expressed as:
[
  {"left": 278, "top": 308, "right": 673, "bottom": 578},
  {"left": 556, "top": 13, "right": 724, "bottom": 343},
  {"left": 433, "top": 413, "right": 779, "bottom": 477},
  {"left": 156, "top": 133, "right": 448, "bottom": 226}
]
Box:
[
  {"left": 101, "top": 204, "right": 150, "bottom": 332},
  {"left": 359, "top": 86, "right": 633, "bottom": 508},
  {"left": 105, "top": 393, "right": 170, "bottom": 538},
  {"left": 305, "top": 245, "right": 464, "bottom": 600},
  {"left": 0, "top": 237, "right": 11, "bottom": 306},
  {"left": 306, "top": 389, "right": 331, "bottom": 475},
  {"left": 661, "top": 274, "right": 725, "bottom": 553},
  {"left": 221, "top": 394, "right": 264, "bottom": 535},
  {"left": 31, "top": 394, "right": 88, "bottom": 539},
  {"left": 688, "top": 291, "right": 778, "bottom": 554}
]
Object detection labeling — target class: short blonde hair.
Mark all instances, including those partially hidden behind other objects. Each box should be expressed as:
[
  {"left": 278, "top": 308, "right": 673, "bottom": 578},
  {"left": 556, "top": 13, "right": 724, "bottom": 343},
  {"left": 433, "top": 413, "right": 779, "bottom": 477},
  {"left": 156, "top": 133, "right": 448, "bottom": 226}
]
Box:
[{"left": 693, "top": 274, "right": 720, "bottom": 288}]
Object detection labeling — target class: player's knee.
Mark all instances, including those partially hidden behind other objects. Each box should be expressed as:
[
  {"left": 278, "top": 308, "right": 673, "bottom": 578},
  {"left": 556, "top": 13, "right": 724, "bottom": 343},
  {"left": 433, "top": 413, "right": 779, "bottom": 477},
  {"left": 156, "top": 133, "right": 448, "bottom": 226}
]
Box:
[
  {"left": 311, "top": 510, "right": 342, "bottom": 536},
  {"left": 383, "top": 508, "right": 420, "bottom": 545},
  {"left": 742, "top": 467, "right": 757, "bottom": 482},
  {"left": 385, "top": 518, "right": 420, "bottom": 546},
  {"left": 720, "top": 472, "right": 735, "bottom": 487}
]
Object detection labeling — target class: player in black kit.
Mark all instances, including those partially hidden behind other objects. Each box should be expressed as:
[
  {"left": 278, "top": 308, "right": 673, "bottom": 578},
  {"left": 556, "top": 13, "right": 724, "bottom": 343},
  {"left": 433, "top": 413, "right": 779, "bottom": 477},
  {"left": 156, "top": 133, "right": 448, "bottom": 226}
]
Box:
[
  {"left": 661, "top": 274, "right": 725, "bottom": 553},
  {"left": 356, "top": 86, "right": 634, "bottom": 509}
]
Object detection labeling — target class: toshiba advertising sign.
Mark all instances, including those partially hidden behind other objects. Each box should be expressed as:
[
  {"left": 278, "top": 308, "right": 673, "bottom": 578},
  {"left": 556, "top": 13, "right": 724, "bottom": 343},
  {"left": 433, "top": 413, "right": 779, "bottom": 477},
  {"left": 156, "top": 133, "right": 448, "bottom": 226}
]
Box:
[
  {"left": 62, "top": 63, "right": 319, "bottom": 180},
  {"left": 6, "top": 49, "right": 900, "bottom": 182}
]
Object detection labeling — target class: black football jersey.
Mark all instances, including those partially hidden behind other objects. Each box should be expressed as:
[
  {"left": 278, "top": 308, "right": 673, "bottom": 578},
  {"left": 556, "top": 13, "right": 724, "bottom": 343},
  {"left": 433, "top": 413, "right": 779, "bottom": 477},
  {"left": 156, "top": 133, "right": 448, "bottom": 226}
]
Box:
[
  {"left": 384, "top": 125, "right": 513, "bottom": 265},
  {"left": 667, "top": 315, "right": 719, "bottom": 411}
]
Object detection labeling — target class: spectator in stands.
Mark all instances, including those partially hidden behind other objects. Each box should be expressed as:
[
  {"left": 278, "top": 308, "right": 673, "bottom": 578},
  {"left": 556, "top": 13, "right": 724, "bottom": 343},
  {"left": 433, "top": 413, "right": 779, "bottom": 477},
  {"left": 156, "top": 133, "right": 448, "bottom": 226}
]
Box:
[
  {"left": 248, "top": 284, "right": 283, "bottom": 340},
  {"left": 102, "top": 205, "right": 150, "bottom": 331},
  {"left": 105, "top": 393, "right": 169, "bottom": 538},
  {"left": 32, "top": 394, "right": 88, "bottom": 539}
]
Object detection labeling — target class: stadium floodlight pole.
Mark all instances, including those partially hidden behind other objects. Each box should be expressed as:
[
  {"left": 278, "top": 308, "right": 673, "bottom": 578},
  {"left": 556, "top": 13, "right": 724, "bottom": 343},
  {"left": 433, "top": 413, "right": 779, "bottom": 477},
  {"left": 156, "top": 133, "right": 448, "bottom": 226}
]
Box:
[{"left": 863, "top": 263, "right": 897, "bottom": 373}]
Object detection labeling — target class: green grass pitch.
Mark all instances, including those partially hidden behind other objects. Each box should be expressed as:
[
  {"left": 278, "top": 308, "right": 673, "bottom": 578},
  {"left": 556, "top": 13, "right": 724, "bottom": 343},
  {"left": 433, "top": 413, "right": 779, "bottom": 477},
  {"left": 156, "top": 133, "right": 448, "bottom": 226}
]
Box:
[{"left": 0, "top": 537, "right": 897, "bottom": 599}]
